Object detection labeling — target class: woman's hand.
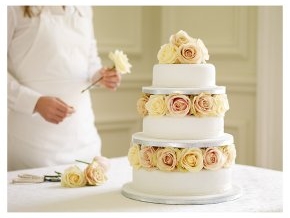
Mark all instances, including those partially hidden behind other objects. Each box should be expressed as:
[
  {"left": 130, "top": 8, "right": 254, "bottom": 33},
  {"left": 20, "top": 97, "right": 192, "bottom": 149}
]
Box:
[
  {"left": 34, "top": 96, "right": 75, "bottom": 124},
  {"left": 98, "top": 67, "right": 122, "bottom": 91}
]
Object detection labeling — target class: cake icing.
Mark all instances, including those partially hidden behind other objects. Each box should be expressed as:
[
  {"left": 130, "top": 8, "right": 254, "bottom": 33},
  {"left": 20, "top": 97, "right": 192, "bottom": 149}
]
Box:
[
  {"left": 123, "top": 30, "right": 238, "bottom": 203},
  {"left": 143, "top": 116, "right": 224, "bottom": 139},
  {"left": 132, "top": 168, "right": 232, "bottom": 196},
  {"left": 153, "top": 64, "right": 215, "bottom": 88}
]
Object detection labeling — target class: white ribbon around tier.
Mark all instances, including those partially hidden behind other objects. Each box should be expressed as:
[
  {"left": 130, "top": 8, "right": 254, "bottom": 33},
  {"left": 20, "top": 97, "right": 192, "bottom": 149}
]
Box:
[
  {"left": 142, "top": 86, "right": 226, "bottom": 95},
  {"left": 132, "top": 132, "right": 234, "bottom": 148}
]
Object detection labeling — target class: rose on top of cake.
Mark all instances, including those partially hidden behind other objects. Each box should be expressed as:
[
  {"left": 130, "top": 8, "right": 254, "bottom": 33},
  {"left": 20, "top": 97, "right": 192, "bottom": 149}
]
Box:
[{"left": 157, "top": 30, "right": 209, "bottom": 64}]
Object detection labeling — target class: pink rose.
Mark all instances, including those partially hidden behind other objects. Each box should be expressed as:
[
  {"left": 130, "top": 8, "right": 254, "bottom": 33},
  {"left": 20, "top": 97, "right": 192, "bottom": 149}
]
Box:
[
  {"left": 177, "top": 42, "right": 203, "bottom": 64},
  {"left": 203, "top": 147, "right": 225, "bottom": 170},
  {"left": 191, "top": 93, "right": 216, "bottom": 117},
  {"left": 93, "top": 156, "right": 110, "bottom": 173},
  {"left": 166, "top": 94, "right": 191, "bottom": 116},
  {"left": 84, "top": 161, "right": 107, "bottom": 186},
  {"left": 156, "top": 147, "right": 180, "bottom": 171},
  {"left": 139, "top": 146, "right": 157, "bottom": 169}
]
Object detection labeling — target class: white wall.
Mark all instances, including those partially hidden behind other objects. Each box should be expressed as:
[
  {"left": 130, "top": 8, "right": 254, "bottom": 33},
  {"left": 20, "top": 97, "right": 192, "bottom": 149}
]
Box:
[
  {"left": 256, "top": 6, "right": 283, "bottom": 171},
  {"left": 91, "top": 6, "right": 282, "bottom": 170}
]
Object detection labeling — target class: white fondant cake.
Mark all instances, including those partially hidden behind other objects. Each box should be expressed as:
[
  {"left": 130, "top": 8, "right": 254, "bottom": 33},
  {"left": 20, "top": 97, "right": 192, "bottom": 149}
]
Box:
[
  {"left": 153, "top": 64, "right": 215, "bottom": 88},
  {"left": 123, "top": 30, "right": 239, "bottom": 204},
  {"left": 143, "top": 116, "right": 224, "bottom": 140},
  {"left": 132, "top": 168, "right": 232, "bottom": 196}
]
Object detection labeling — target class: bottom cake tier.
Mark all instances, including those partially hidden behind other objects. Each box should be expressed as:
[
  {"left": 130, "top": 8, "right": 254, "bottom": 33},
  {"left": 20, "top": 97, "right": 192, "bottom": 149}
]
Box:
[
  {"left": 126, "top": 132, "right": 238, "bottom": 200},
  {"left": 131, "top": 168, "right": 232, "bottom": 196}
]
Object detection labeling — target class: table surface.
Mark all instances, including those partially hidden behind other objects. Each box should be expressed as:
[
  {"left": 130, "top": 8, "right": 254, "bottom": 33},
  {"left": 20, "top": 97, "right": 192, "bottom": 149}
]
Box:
[{"left": 7, "top": 156, "right": 283, "bottom": 212}]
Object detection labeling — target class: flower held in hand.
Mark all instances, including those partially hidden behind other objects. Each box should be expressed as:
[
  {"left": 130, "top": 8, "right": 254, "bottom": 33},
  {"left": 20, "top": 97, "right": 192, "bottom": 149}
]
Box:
[{"left": 109, "top": 50, "right": 132, "bottom": 74}]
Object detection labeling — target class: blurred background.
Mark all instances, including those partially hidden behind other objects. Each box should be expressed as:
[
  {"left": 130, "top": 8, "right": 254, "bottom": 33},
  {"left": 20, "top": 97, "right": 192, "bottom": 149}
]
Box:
[{"left": 90, "top": 6, "right": 282, "bottom": 171}]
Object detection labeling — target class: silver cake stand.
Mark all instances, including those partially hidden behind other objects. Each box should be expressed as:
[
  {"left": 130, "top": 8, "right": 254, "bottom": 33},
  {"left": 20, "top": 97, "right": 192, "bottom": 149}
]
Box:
[{"left": 122, "top": 182, "right": 242, "bottom": 205}]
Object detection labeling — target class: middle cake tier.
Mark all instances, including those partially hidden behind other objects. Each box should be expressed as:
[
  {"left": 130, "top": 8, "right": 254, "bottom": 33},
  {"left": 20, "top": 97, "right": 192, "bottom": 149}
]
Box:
[
  {"left": 137, "top": 86, "right": 229, "bottom": 140},
  {"left": 143, "top": 116, "right": 224, "bottom": 140}
]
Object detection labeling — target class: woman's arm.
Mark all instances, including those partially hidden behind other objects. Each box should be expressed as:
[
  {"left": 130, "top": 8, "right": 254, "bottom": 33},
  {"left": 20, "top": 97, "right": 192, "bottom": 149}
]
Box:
[
  {"left": 7, "top": 6, "right": 75, "bottom": 123},
  {"left": 7, "top": 6, "right": 42, "bottom": 115}
]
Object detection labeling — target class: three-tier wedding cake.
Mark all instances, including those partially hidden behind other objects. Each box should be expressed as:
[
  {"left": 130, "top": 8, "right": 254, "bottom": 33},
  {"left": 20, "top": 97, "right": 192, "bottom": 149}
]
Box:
[{"left": 122, "top": 30, "right": 241, "bottom": 204}]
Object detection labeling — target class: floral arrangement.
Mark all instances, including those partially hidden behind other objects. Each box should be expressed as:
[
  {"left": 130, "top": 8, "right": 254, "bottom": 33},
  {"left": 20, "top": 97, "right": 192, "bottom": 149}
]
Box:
[
  {"left": 128, "top": 144, "right": 236, "bottom": 172},
  {"left": 157, "top": 30, "right": 209, "bottom": 64},
  {"left": 61, "top": 156, "right": 110, "bottom": 188},
  {"left": 136, "top": 92, "right": 229, "bottom": 117},
  {"left": 81, "top": 49, "right": 132, "bottom": 93}
]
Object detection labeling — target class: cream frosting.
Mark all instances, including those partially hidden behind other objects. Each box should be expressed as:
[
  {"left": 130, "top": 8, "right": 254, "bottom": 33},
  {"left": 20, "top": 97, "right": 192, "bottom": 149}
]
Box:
[
  {"left": 143, "top": 116, "right": 224, "bottom": 139},
  {"left": 132, "top": 168, "right": 232, "bottom": 196},
  {"left": 152, "top": 64, "right": 215, "bottom": 88}
]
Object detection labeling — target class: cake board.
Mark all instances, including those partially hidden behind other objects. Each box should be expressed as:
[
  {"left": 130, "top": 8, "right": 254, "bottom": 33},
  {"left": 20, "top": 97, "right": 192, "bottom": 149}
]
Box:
[{"left": 121, "top": 182, "right": 242, "bottom": 205}]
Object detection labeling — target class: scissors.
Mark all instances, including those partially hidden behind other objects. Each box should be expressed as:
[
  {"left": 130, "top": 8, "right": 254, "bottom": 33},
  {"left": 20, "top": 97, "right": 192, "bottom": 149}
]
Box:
[{"left": 12, "top": 173, "right": 61, "bottom": 183}]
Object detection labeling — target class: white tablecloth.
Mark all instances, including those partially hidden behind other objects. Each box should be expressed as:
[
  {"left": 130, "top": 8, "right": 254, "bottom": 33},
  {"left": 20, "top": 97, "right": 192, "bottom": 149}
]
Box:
[{"left": 7, "top": 156, "right": 283, "bottom": 212}]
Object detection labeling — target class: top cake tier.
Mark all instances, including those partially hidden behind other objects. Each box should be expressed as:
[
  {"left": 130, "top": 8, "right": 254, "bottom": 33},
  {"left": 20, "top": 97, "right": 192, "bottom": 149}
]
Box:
[
  {"left": 154, "top": 30, "right": 214, "bottom": 88},
  {"left": 152, "top": 64, "right": 215, "bottom": 88}
]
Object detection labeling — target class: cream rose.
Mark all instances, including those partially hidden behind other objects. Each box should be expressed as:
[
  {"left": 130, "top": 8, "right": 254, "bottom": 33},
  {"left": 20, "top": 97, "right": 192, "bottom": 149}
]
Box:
[
  {"left": 109, "top": 50, "right": 132, "bottom": 74},
  {"left": 196, "top": 38, "right": 209, "bottom": 63},
  {"left": 169, "top": 30, "right": 194, "bottom": 47},
  {"left": 139, "top": 146, "right": 157, "bottom": 169},
  {"left": 136, "top": 94, "right": 149, "bottom": 117},
  {"left": 156, "top": 147, "right": 180, "bottom": 171},
  {"left": 165, "top": 94, "right": 191, "bottom": 116},
  {"left": 128, "top": 144, "right": 141, "bottom": 169},
  {"left": 214, "top": 94, "right": 230, "bottom": 116},
  {"left": 84, "top": 161, "right": 107, "bottom": 186},
  {"left": 221, "top": 145, "right": 236, "bottom": 168},
  {"left": 203, "top": 147, "right": 225, "bottom": 170},
  {"left": 61, "top": 165, "right": 87, "bottom": 188},
  {"left": 177, "top": 42, "right": 203, "bottom": 64},
  {"left": 157, "top": 43, "right": 178, "bottom": 64},
  {"left": 145, "top": 95, "right": 167, "bottom": 116},
  {"left": 191, "top": 93, "right": 217, "bottom": 117},
  {"left": 178, "top": 147, "right": 204, "bottom": 172}
]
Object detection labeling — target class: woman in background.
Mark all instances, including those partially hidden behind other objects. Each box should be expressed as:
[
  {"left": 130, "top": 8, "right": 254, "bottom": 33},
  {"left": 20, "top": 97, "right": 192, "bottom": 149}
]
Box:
[{"left": 7, "top": 6, "right": 121, "bottom": 170}]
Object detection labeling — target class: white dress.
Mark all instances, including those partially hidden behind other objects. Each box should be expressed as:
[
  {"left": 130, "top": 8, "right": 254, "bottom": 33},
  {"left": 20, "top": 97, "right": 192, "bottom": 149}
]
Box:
[{"left": 7, "top": 6, "right": 102, "bottom": 170}]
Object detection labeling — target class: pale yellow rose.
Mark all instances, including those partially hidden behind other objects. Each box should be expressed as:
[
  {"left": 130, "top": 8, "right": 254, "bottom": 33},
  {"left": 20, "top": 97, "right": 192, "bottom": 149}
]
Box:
[
  {"left": 145, "top": 95, "right": 167, "bottom": 116},
  {"left": 84, "top": 161, "right": 107, "bottom": 186},
  {"left": 156, "top": 147, "right": 180, "bottom": 171},
  {"left": 221, "top": 144, "right": 236, "bottom": 168},
  {"left": 136, "top": 94, "right": 149, "bottom": 117},
  {"left": 128, "top": 144, "right": 141, "bottom": 169},
  {"left": 203, "top": 147, "right": 225, "bottom": 170},
  {"left": 61, "top": 165, "right": 87, "bottom": 188},
  {"left": 139, "top": 146, "right": 157, "bottom": 170},
  {"left": 109, "top": 50, "right": 132, "bottom": 74},
  {"left": 191, "top": 93, "right": 217, "bottom": 117},
  {"left": 157, "top": 43, "right": 178, "bottom": 64},
  {"left": 177, "top": 42, "right": 203, "bottom": 64},
  {"left": 165, "top": 94, "right": 191, "bottom": 116},
  {"left": 214, "top": 94, "right": 230, "bottom": 116},
  {"left": 177, "top": 147, "right": 204, "bottom": 172},
  {"left": 169, "top": 30, "right": 194, "bottom": 47},
  {"left": 196, "top": 38, "right": 209, "bottom": 63},
  {"left": 93, "top": 156, "right": 110, "bottom": 173}
]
